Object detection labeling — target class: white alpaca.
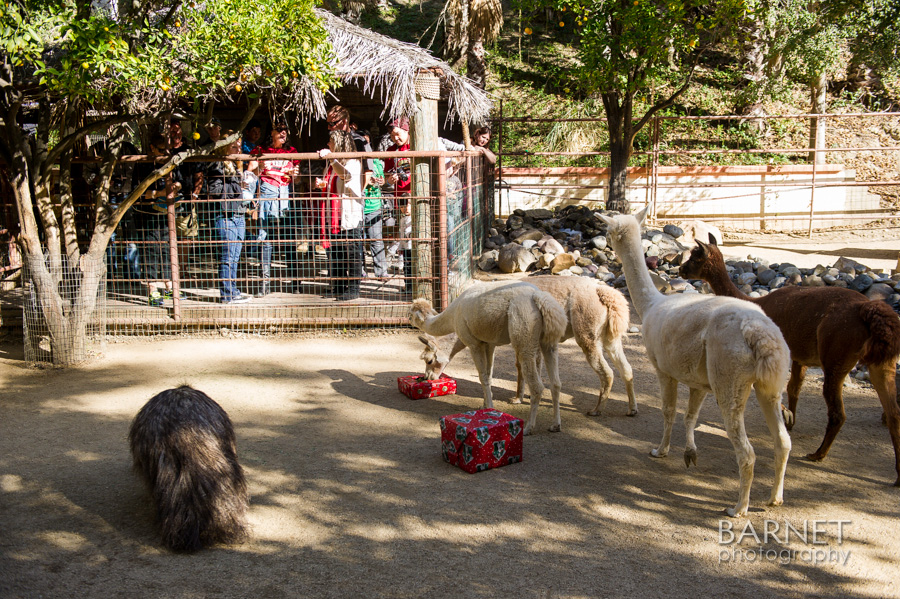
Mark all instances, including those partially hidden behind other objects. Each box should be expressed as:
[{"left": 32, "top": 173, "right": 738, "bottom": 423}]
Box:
[
  {"left": 599, "top": 208, "right": 792, "bottom": 517},
  {"left": 419, "top": 276, "right": 637, "bottom": 417},
  {"left": 408, "top": 280, "right": 567, "bottom": 435}
]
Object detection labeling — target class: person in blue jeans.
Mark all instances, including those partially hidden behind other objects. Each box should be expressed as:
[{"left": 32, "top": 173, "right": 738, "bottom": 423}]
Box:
[
  {"left": 215, "top": 137, "right": 252, "bottom": 304},
  {"left": 249, "top": 123, "right": 298, "bottom": 296}
]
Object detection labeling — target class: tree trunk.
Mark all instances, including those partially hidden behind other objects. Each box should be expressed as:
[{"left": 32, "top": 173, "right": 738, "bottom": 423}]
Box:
[
  {"left": 602, "top": 92, "right": 632, "bottom": 214},
  {"left": 808, "top": 70, "right": 827, "bottom": 164},
  {"left": 607, "top": 140, "right": 631, "bottom": 214},
  {"left": 443, "top": 0, "right": 468, "bottom": 68},
  {"left": 467, "top": 36, "right": 487, "bottom": 89},
  {"left": 25, "top": 253, "right": 104, "bottom": 366},
  {"left": 736, "top": 15, "right": 769, "bottom": 133}
]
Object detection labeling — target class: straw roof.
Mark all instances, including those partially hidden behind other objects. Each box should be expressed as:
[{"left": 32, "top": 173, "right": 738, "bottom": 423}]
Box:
[{"left": 309, "top": 8, "right": 492, "bottom": 126}]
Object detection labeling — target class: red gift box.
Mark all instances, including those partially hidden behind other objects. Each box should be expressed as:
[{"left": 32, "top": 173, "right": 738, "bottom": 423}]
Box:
[
  {"left": 439, "top": 409, "right": 524, "bottom": 473},
  {"left": 398, "top": 374, "right": 457, "bottom": 400}
]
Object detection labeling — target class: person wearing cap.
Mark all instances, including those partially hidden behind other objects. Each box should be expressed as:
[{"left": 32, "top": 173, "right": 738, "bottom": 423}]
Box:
[
  {"left": 248, "top": 123, "right": 299, "bottom": 296},
  {"left": 205, "top": 117, "right": 223, "bottom": 144}
]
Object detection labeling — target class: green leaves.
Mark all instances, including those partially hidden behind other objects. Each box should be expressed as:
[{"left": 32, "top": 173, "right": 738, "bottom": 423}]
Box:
[
  {"left": 3, "top": 0, "right": 337, "bottom": 106},
  {"left": 558, "top": 0, "right": 746, "bottom": 98}
]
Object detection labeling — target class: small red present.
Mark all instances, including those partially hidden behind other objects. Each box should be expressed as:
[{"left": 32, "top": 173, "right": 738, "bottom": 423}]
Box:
[
  {"left": 397, "top": 374, "right": 458, "bottom": 399},
  {"left": 439, "top": 409, "right": 523, "bottom": 473}
]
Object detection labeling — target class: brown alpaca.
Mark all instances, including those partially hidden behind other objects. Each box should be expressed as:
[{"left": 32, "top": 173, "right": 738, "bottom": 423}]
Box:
[{"left": 680, "top": 239, "right": 900, "bottom": 486}]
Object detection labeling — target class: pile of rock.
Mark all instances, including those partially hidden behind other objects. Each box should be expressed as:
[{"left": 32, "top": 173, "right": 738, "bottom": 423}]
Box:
[{"left": 476, "top": 206, "right": 900, "bottom": 310}]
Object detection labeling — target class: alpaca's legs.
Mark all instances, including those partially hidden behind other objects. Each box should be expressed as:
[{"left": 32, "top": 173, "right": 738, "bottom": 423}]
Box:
[
  {"left": 514, "top": 352, "right": 543, "bottom": 405},
  {"left": 785, "top": 361, "right": 806, "bottom": 431},
  {"left": 807, "top": 368, "right": 850, "bottom": 462},
  {"left": 719, "top": 393, "right": 756, "bottom": 518},
  {"left": 513, "top": 357, "right": 525, "bottom": 405},
  {"left": 755, "top": 388, "right": 792, "bottom": 507},
  {"left": 542, "top": 344, "right": 562, "bottom": 433},
  {"left": 682, "top": 387, "right": 707, "bottom": 468},
  {"left": 606, "top": 337, "right": 637, "bottom": 417},
  {"left": 469, "top": 342, "right": 496, "bottom": 409},
  {"left": 584, "top": 338, "right": 615, "bottom": 417},
  {"left": 867, "top": 361, "right": 900, "bottom": 485},
  {"left": 522, "top": 352, "right": 547, "bottom": 436},
  {"left": 650, "top": 373, "right": 678, "bottom": 458}
]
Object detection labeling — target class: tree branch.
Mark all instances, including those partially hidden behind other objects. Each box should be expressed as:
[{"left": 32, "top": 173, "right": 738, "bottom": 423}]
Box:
[
  {"left": 44, "top": 113, "right": 151, "bottom": 171},
  {"left": 630, "top": 54, "right": 702, "bottom": 143}
]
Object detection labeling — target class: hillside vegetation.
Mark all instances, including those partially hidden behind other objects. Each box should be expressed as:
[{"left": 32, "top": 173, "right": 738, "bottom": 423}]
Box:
[{"left": 359, "top": 0, "right": 900, "bottom": 207}]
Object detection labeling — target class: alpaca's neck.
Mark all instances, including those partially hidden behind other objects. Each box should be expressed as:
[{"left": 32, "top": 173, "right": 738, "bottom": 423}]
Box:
[
  {"left": 616, "top": 230, "right": 663, "bottom": 318},
  {"left": 704, "top": 254, "right": 751, "bottom": 301},
  {"left": 421, "top": 310, "right": 458, "bottom": 338}
]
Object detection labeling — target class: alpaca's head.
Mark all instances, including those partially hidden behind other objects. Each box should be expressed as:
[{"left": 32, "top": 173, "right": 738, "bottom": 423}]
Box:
[
  {"left": 408, "top": 298, "right": 435, "bottom": 330},
  {"left": 679, "top": 238, "right": 721, "bottom": 281},
  {"left": 597, "top": 206, "right": 649, "bottom": 253},
  {"left": 418, "top": 334, "right": 451, "bottom": 380}
]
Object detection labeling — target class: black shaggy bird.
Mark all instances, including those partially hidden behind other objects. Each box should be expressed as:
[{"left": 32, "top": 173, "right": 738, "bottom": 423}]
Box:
[{"left": 129, "top": 385, "right": 249, "bottom": 551}]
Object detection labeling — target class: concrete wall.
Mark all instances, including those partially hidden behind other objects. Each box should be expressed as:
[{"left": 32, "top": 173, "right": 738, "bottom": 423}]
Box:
[{"left": 498, "top": 165, "right": 882, "bottom": 231}]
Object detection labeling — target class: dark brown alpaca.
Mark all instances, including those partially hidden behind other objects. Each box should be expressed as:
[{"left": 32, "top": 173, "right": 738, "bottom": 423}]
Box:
[{"left": 680, "top": 239, "right": 900, "bottom": 486}]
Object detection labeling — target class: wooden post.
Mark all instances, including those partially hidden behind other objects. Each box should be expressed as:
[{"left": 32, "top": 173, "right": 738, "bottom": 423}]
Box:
[
  {"left": 167, "top": 203, "right": 181, "bottom": 321},
  {"left": 411, "top": 70, "right": 440, "bottom": 302},
  {"left": 462, "top": 120, "right": 472, "bottom": 150}
]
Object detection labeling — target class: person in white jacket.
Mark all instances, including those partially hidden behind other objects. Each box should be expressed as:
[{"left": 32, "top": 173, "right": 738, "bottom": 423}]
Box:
[{"left": 317, "top": 130, "right": 365, "bottom": 300}]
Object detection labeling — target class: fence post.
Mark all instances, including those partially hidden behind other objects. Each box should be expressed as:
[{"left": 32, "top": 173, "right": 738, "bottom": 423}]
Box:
[
  {"left": 436, "top": 158, "right": 449, "bottom": 312},
  {"left": 496, "top": 98, "right": 509, "bottom": 220},
  {"left": 651, "top": 117, "right": 660, "bottom": 220},
  {"left": 808, "top": 152, "right": 819, "bottom": 238},
  {"left": 412, "top": 70, "right": 440, "bottom": 302},
  {"left": 167, "top": 203, "right": 181, "bottom": 320}
]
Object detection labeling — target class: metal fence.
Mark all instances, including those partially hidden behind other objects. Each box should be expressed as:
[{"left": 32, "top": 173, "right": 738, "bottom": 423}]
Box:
[
  {"left": 494, "top": 111, "right": 900, "bottom": 234},
  {"left": 2, "top": 151, "right": 490, "bottom": 337}
]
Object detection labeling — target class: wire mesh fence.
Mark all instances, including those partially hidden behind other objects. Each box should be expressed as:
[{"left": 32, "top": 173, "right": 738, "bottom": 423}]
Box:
[
  {"left": 23, "top": 253, "right": 107, "bottom": 367},
  {"left": 13, "top": 151, "right": 489, "bottom": 338},
  {"left": 495, "top": 112, "right": 900, "bottom": 234}
]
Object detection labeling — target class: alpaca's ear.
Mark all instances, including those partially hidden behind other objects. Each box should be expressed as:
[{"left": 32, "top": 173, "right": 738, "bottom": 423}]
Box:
[
  {"left": 708, "top": 235, "right": 719, "bottom": 246},
  {"left": 597, "top": 213, "right": 614, "bottom": 227},
  {"left": 418, "top": 334, "right": 437, "bottom": 350},
  {"left": 695, "top": 239, "right": 709, "bottom": 256},
  {"left": 634, "top": 205, "right": 650, "bottom": 225}
]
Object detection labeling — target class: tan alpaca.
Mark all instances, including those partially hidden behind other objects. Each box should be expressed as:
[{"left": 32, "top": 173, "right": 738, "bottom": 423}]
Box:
[
  {"left": 419, "top": 276, "right": 637, "bottom": 417},
  {"left": 409, "top": 280, "right": 567, "bottom": 435},
  {"left": 599, "top": 207, "right": 792, "bottom": 518}
]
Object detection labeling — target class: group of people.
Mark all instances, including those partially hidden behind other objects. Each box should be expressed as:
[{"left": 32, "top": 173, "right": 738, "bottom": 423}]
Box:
[{"left": 126, "top": 109, "right": 496, "bottom": 305}]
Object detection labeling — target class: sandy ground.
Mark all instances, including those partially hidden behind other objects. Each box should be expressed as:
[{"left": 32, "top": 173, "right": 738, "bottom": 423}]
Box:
[{"left": 1, "top": 323, "right": 899, "bottom": 598}]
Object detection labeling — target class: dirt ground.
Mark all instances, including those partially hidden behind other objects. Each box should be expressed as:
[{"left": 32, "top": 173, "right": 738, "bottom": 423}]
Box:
[
  {"left": 2, "top": 230, "right": 900, "bottom": 599},
  {"left": 1, "top": 311, "right": 899, "bottom": 599}
]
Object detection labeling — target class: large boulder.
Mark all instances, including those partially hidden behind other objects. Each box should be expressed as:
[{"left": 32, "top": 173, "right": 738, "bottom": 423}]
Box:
[
  {"left": 679, "top": 220, "right": 722, "bottom": 245},
  {"left": 550, "top": 253, "right": 577, "bottom": 274},
  {"left": 663, "top": 224, "right": 684, "bottom": 239},
  {"left": 513, "top": 229, "right": 545, "bottom": 244},
  {"left": 538, "top": 236, "right": 566, "bottom": 255},
  {"left": 523, "top": 208, "right": 553, "bottom": 220},
  {"left": 498, "top": 243, "right": 536, "bottom": 273},
  {"left": 477, "top": 250, "right": 499, "bottom": 272}
]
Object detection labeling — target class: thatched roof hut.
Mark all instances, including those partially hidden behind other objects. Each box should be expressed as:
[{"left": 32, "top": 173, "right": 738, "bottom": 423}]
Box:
[{"left": 295, "top": 9, "right": 492, "bottom": 128}]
